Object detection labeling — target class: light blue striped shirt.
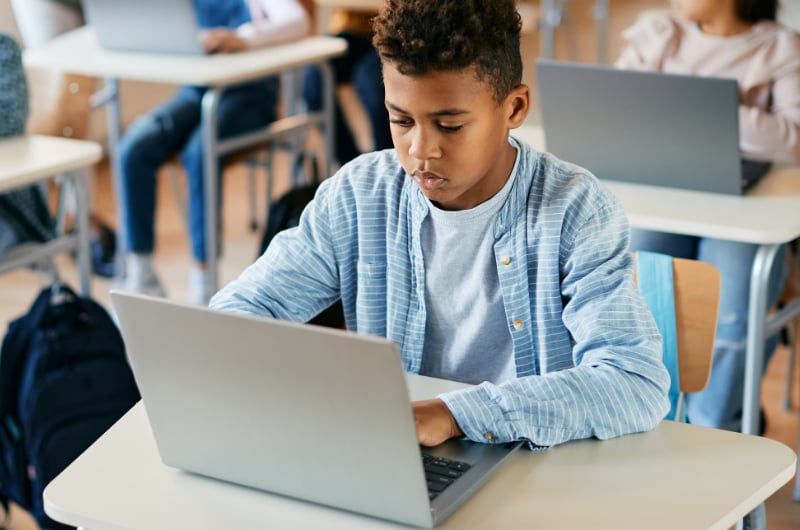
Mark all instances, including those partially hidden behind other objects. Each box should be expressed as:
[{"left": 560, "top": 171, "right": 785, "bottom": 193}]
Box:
[{"left": 210, "top": 137, "right": 670, "bottom": 447}]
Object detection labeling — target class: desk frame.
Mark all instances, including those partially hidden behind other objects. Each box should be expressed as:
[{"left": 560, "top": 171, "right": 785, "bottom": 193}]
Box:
[{"left": 0, "top": 135, "right": 102, "bottom": 295}]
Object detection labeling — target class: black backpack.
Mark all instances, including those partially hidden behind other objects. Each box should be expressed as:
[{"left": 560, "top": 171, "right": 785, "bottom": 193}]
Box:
[
  {"left": 258, "top": 184, "right": 345, "bottom": 329},
  {"left": 0, "top": 284, "right": 140, "bottom": 529}
]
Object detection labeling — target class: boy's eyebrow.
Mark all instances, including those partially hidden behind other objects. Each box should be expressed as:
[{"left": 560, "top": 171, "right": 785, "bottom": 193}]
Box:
[{"left": 386, "top": 102, "right": 470, "bottom": 117}]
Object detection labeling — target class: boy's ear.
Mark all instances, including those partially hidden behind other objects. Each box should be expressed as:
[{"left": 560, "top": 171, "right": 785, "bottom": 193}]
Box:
[{"left": 505, "top": 84, "right": 530, "bottom": 129}]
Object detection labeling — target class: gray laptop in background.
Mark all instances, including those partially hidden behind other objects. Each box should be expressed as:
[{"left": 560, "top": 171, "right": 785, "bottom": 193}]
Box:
[
  {"left": 82, "top": 0, "right": 206, "bottom": 54},
  {"left": 110, "top": 291, "right": 522, "bottom": 528},
  {"left": 536, "top": 59, "right": 769, "bottom": 195}
]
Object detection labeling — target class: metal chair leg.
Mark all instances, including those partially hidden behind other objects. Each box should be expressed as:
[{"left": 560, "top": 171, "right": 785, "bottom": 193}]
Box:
[{"left": 784, "top": 319, "right": 797, "bottom": 410}]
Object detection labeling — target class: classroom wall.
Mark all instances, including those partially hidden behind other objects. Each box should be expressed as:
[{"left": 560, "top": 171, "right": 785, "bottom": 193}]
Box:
[{"left": 781, "top": 1, "right": 800, "bottom": 30}]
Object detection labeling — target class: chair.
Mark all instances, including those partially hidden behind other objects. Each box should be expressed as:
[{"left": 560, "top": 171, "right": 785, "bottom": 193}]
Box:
[
  {"left": 164, "top": 70, "right": 319, "bottom": 237},
  {"left": 633, "top": 252, "right": 722, "bottom": 419}
]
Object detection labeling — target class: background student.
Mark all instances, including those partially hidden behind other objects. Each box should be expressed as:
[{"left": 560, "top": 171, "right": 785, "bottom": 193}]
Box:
[
  {"left": 302, "top": 7, "right": 392, "bottom": 168},
  {"left": 119, "top": 0, "right": 310, "bottom": 306},
  {"left": 615, "top": 0, "right": 800, "bottom": 433},
  {"left": 211, "top": 0, "right": 670, "bottom": 449}
]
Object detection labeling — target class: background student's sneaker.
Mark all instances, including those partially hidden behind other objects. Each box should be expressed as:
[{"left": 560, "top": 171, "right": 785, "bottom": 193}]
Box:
[
  {"left": 123, "top": 253, "right": 165, "bottom": 298},
  {"left": 89, "top": 220, "right": 116, "bottom": 278},
  {"left": 188, "top": 266, "right": 213, "bottom": 306}
]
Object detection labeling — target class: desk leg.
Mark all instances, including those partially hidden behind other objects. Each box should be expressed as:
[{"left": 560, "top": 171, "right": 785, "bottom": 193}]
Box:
[
  {"left": 201, "top": 88, "right": 222, "bottom": 296},
  {"left": 68, "top": 169, "right": 91, "bottom": 296},
  {"left": 742, "top": 244, "right": 782, "bottom": 435},
  {"left": 540, "top": 0, "right": 558, "bottom": 59},
  {"left": 103, "top": 78, "right": 127, "bottom": 281},
  {"left": 593, "top": 0, "right": 609, "bottom": 64}
]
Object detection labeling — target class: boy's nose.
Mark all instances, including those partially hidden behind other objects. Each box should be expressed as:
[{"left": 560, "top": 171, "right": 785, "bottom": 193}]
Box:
[{"left": 409, "top": 128, "right": 441, "bottom": 160}]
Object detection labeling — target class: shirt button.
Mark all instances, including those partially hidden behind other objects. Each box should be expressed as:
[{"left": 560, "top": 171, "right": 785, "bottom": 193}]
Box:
[
  {"left": 513, "top": 319, "right": 524, "bottom": 330},
  {"left": 484, "top": 432, "right": 497, "bottom": 441},
  {"left": 500, "top": 256, "right": 512, "bottom": 266}
]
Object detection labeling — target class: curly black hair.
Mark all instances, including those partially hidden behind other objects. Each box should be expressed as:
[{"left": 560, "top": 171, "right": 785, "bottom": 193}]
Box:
[{"left": 372, "top": 0, "right": 523, "bottom": 103}]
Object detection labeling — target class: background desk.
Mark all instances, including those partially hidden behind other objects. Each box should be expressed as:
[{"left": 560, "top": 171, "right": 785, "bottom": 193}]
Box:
[
  {"left": 514, "top": 125, "right": 800, "bottom": 437},
  {"left": 23, "top": 27, "right": 347, "bottom": 293},
  {"left": 44, "top": 375, "right": 795, "bottom": 530},
  {"left": 0, "top": 135, "right": 102, "bottom": 294}
]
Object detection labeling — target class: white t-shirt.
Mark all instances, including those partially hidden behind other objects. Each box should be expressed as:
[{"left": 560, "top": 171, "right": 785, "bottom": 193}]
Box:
[{"left": 419, "top": 146, "right": 520, "bottom": 385}]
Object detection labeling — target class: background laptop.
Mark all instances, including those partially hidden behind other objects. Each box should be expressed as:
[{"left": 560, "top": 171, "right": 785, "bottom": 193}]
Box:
[
  {"left": 536, "top": 59, "right": 771, "bottom": 195},
  {"left": 110, "top": 292, "right": 521, "bottom": 528},
  {"left": 82, "top": 0, "right": 206, "bottom": 54}
]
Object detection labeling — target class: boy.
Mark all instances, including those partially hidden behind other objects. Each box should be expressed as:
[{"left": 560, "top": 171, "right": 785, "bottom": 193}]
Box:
[{"left": 210, "top": 0, "right": 670, "bottom": 448}]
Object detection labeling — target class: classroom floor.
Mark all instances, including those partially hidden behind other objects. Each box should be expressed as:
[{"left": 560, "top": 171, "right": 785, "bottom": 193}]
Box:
[{"left": 1, "top": 0, "right": 798, "bottom": 528}]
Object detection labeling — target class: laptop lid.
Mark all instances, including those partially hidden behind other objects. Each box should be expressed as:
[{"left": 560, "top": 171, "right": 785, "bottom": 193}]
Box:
[
  {"left": 536, "top": 59, "right": 745, "bottom": 195},
  {"left": 82, "top": 0, "right": 206, "bottom": 55},
  {"left": 110, "top": 292, "right": 521, "bottom": 528}
]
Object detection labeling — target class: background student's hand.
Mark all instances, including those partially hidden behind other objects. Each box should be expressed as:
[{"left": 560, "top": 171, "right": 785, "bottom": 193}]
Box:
[
  {"left": 202, "top": 29, "right": 248, "bottom": 54},
  {"left": 412, "top": 399, "right": 464, "bottom": 446}
]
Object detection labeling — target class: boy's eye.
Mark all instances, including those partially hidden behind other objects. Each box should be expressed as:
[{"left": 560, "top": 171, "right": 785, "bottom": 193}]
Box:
[
  {"left": 438, "top": 124, "right": 463, "bottom": 132},
  {"left": 389, "top": 118, "right": 413, "bottom": 127}
]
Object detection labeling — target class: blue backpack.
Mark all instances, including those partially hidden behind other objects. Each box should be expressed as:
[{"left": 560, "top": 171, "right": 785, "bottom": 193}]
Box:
[{"left": 0, "top": 284, "right": 140, "bottom": 529}]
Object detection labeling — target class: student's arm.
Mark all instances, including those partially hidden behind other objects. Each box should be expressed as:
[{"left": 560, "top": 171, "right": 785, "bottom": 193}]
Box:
[
  {"left": 236, "top": 0, "right": 311, "bottom": 49},
  {"left": 210, "top": 179, "right": 341, "bottom": 322},
  {"left": 412, "top": 399, "right": 464, "bottom": 447},
  {"left": 613, "top": 14, "right": 678, "bottom": 71},
  {"left": 738, "top": 33, "right": 800, "bottom": 165},
  {"left": 437, "top": 178, "right": 670, "bottom": 448},
  {"left": 203, "top": 0, "right": 310, "bottom": 53}
]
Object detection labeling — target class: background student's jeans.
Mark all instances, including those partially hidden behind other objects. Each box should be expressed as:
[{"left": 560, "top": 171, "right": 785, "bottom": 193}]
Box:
[
  {"left": 302, "top": 32, "right": 391, "bottom": 166},
  {"left": 119, "top": 79, "right": 278, "bottom": 262},
  {"left": 630, "top": 229, "right": 788, "bottom": 432}
]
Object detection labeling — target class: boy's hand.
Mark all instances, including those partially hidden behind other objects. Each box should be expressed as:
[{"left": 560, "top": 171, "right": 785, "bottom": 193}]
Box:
[
  {"left": 412, "top": 399, "right": 464, "bottom": 446},
  {"left": 202, "top": 29, "right": 248, "bottom": 54}
]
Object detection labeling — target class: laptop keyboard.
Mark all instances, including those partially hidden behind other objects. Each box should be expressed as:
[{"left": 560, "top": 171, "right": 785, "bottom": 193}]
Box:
[{"left": 421, "top": 453, "right": 472, "bottom": 500}]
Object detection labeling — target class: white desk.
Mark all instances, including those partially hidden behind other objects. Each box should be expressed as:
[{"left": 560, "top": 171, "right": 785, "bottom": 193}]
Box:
[
  {"left": 24, "top": 27, "right": 348, "bottom": 293},
  {"left": 44, "top": 374, "right": 795, "bottom": 530},
  {"left": 0, "top": 135, "right": 102, "bottom": 294},
  {"left": 514, "top": 124, "right": 800, "bottom": 436}
]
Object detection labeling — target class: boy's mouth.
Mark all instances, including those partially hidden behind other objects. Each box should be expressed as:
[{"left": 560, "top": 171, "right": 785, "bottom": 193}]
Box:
[{"left": 412, "top": 170, "right": 446, "bottom": 191}]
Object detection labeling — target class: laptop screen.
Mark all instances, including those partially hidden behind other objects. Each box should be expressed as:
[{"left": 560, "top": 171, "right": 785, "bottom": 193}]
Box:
[{"left": 536, "top": 59, "right": 746, "bottom": 195}]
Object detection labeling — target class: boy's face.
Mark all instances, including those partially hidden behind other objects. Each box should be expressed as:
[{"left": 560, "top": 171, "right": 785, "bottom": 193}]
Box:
[{"left": 383, "top": 64, "right": 529, "bottom": 211}]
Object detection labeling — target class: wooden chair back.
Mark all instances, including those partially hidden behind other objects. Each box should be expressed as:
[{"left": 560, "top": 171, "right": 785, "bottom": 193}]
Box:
[{"left": 634, "top": 254, "right": 721, "bottom": 393}]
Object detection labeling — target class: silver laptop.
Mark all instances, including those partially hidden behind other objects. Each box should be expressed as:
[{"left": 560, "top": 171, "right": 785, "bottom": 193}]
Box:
[
  {"left": 110, "top": 291, "right": 522, "bottom": 528},
  {"left": 82, "top": 0, "right": 206, "bottom": 54},
  {"left": 536, "top": 59, "right": 771, "bottom": 195}
]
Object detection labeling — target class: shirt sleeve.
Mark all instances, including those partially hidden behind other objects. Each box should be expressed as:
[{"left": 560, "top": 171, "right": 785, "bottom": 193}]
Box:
[
  {"left": 209, "top": 177, "right": 341, "bottom": 321},
  {"left": 614, "top": 14, "right": 678, "bottom": 71},
  {"left": 237, "top": 0, "right": 311, "bottom": 49},
  {"left": 738, "top": 31, "right": 800, "bottom": 165},
  {"left": 439, "top": 181, "right": 670, "bottom": 448}
]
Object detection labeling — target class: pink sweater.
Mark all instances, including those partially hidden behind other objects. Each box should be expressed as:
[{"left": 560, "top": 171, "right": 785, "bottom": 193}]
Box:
[{"left": 615, "top": 15, "right": 800, "bottom": 165}]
